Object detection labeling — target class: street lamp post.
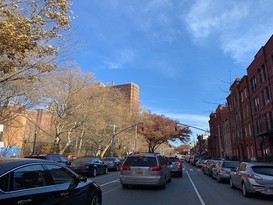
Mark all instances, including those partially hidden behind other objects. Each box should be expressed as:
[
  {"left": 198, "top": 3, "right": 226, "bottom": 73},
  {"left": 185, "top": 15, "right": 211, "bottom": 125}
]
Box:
[{"left": 32, "top": 129, "right": 37, "bottom": 155}]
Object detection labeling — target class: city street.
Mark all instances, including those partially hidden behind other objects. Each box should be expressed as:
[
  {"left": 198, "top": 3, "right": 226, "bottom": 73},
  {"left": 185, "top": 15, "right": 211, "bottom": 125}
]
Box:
[{"left": 93, "top": 162, "right": 273, "bottom": 205}]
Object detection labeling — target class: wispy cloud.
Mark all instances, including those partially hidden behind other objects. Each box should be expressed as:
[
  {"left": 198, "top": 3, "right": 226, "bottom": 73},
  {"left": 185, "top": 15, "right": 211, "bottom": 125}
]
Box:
[
  {"left": 183, "top": 0, "right": 273, "bottom": 65},
  {"left": 103, "top": 49, "right": 136, "bottom": 70}
]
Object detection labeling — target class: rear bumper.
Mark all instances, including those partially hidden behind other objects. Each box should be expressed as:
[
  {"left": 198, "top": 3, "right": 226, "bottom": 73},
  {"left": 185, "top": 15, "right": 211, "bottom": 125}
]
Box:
[{"left": 120, "top": 175, "right": 166, "bottom": 186}]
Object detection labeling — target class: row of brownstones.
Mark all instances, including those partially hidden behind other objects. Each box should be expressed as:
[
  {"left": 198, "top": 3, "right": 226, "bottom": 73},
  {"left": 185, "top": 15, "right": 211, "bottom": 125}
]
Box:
[{"left": 208, "top": 35, "right": 273, "bottom": 162}]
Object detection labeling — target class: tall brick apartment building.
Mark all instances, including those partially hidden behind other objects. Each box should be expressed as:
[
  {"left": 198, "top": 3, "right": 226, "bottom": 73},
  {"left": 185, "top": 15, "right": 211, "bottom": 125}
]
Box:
[
  {"left": 111, "top": 82, "right": 140, "bottom": 109},
  {"left": 209, "top": 35, "right": 273, "bottom": 161}
]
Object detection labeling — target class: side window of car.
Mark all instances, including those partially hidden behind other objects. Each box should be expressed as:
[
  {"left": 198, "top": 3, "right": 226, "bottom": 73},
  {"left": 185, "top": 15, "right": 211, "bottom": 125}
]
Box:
[
  {"left": 0, "top": 173, "right": 12, "bottom": 192},
  {"left": 12, "top": 165, "right": 47, "bottom": 191},
  {"left": 45, "top": 164, "right": 76, "bottom": 185}
]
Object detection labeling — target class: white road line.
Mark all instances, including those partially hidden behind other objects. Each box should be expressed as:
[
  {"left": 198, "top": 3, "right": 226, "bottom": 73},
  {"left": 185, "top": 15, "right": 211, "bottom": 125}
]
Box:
[
  {"left": 100, "top": 179, "right": 120, "bottom": 187},
  {"left": 185, "top": 169, "right": 205, "bottom": 205}
]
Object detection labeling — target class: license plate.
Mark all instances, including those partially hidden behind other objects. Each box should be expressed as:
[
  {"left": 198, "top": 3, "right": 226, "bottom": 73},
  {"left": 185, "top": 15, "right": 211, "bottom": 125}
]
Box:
[{"left": 135, "top": 171, "right": 143, "bottom": 175}]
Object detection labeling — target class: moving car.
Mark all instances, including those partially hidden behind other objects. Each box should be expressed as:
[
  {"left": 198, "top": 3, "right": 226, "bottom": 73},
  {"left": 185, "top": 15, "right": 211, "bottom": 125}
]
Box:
[
  {"left": 120, "top": 153, "right": 171, "bottom": 189},
  {"left": 212, "top": 160, "right": 240, "bottom": 182},
  {"left": 70, "top": 157, "right": 108, "bottom": 177},
  {"left": 0, "top": 158, "right": 102, "bottom": 205},
  {"left": 24, "top": 154, "right": 71, "bottom": 167},
  {"left": 102, "top": 157, "right": 122, "bottom": 171},
  {"left": 230, "top": 161, "right": 273, "bottom": 197},
  {"left": 167, "top": 156, "right": 183, "bottom": 177}
]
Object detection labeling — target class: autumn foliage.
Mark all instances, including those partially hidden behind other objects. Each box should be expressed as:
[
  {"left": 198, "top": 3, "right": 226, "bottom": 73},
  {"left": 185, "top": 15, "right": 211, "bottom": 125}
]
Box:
[{"left": 138, "top": 111, "right": 191, "bottom": 153}]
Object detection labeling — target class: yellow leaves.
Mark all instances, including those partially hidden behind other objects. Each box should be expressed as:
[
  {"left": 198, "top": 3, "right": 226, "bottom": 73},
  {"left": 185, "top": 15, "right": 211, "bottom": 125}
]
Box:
[{"left": 0, "top": 0, "right": 73, "bottom": 78}]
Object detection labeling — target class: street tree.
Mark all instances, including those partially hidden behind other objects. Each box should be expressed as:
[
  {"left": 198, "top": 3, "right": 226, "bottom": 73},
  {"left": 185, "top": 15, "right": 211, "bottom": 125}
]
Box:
[
  {"left": 138, "top": 111, "right": 191, "bottom": 153},
  {"left": 0, "top": 0, "right": 73, "bottom": 123},
  {"left": 37, "top": 66, "right": 94, "bottom": 154}
]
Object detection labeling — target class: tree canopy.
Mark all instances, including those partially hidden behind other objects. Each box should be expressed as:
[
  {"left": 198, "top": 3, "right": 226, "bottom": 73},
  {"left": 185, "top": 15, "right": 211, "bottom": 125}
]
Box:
[{"left": 138, "top": 111, "right": 191, "bottom": 153}]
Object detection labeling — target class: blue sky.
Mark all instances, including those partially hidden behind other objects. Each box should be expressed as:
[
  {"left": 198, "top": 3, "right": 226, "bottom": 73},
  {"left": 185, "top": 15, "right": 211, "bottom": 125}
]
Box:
[{"left": 70, "top": 0, "right": 273, "bottom": 142}]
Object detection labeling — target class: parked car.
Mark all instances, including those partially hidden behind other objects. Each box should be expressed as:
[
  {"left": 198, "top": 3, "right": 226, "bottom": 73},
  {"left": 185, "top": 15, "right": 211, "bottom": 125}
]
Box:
[
  {"left": 120, "top": 153, "right": 171, "bottom": 189},
  {"left": 24, "top": 154, "right": 71, "bottom": 167},
  {"left": 102, "top": 157, "right": 122, "bottom": 171},
  {"left": 196, "top": 158, "right": 206, "bottom": 169},
  {"left": 190, "top": 154, "right": 204, "bottom": 166},
  {"left": 230, "top": 161, "right": 273, "bottom": 197},
  {"left": 167, "top": 156, "right": 183, "bottom": 177},
  {"left": 0, "top": 158, "right": 102, "bottom": 205},
  {"left": 70, "top": 157, "right": 108, "bottom": 177},
  {"left": 212, "top": 160, "right": 240, "bottom": 182},
  {"left": 203, "top": 159, "right": 219, "bottom": 177}
]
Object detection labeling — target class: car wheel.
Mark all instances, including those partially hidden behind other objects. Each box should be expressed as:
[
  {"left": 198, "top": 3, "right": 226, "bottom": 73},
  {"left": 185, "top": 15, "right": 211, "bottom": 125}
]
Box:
[
  {"left": 104, "top": 167, "right": 108, "bottom": 174},
  {"left": 179, "top": 171, "right": 183, "bottom": 178},
  {"left": 229, "top": 178, "right": 235, "bottom": 189},
  {"left": 217, "top": 174, "right": 221, "bottom": 183},
  {"left": 91, "top": 168, "right": 97, "bottom": 177},
  {"left": 122, "top": 184, "right": 129, "bottom": 189},
  {"left": 242, "top": 183, "right": 250, "bottom": 197},
  {"left": 89, "top": 192, "right": 101, "bottom": 205}
]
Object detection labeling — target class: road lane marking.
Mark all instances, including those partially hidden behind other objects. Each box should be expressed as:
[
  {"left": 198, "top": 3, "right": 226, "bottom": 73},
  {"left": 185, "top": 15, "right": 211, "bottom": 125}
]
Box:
[
  {"left": 186, "top": 170, "right": 205, "bottom": 205},
  {"left": 100, "top": 179, "right": 120, "bottom": 187}
]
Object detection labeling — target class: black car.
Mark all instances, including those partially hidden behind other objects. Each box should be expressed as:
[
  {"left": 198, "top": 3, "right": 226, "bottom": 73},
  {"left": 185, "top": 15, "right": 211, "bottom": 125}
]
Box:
[
  {"left": 0, "top": 158, "right": 102, "bottom": 205},
  {"left": 102, "top": 157, "right": 122, "bottom": 171},
  {"left": 24, "top": 154, "right": 71, "bottom": 167},
  {"left": 167, "top": 156, "right": 183, "bottom": 177},
  {"left": 70, "top": 157, "right": 108, "bottom": 177}
]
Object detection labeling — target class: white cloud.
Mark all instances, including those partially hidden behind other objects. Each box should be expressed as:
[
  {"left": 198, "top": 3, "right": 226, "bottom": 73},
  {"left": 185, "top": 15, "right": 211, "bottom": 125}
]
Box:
[
  {"left": 103, "top": 49, "right": 136, "bottom": 70},
  {"left": 183, "top": 0, "right": 273, "bottom": 65}
]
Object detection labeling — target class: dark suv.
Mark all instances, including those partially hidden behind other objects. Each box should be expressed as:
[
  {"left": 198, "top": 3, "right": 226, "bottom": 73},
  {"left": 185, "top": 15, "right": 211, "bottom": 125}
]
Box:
[
  {"left": 167, "top": 156, "right": 183, "bottom": 177},
  {"left": 24, "top": 154, "right": 71, "bottom": 167}
]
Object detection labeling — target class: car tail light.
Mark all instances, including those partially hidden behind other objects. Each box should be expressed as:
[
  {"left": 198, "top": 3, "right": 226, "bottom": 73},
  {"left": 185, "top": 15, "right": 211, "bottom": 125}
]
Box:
[
  {"left": 219, "top": 168, "right": 227, "bottom": 173},
  {"left": 120, "top": 166, "right": 130, "bottom": 171},
  {"left": 175, "top": 162, "right": 181, "bottom": 166},
  {"left": 149, "top": 166, "right": 161, "bottom": 171},
  {"left": 246, "top": 174, "right": 262, "bottom": 180}
]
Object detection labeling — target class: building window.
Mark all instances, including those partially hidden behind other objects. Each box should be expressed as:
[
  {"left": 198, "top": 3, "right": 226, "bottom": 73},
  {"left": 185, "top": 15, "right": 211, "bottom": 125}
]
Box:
[
  {"left": 263, "top": 87, "right": 270, "bottom": 105},
  {"left": 254, "top": 97, "right": 260, "bottom": 112},
  {"left": 261, "top": 64, "right": 267, "bottom": 82},
  {"left": 251, "top": 76, "right": 257, "bottom": 92}
]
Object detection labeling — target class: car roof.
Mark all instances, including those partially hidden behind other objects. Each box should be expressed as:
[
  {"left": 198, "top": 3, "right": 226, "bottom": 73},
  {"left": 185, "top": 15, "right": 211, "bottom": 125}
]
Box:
[{"left": 0, "top": 158, "right": 58, "bottom": 176}]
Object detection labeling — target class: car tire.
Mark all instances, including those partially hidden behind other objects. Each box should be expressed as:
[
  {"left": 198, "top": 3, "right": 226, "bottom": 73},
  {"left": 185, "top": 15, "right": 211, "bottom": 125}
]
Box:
[
  {"left": 122, "top": 184, "right": 129, "bottom": 189},
  {"left": 242, "top": 182, "right": 250, "bottom": 197},
  {"left": 89, "top": 192, "right": 101, "bottom": 205},
  {"left": 229, "top": 178, "right": 235, "bottom": 189},
  {"left": 217, "top": 174, "right": 221, "bottom": 183},
  {"left": 91, "top": 168, "right": 97, "bottom": 177},
  {"left": 104, "top": 167, "right": 108, "bottom": 174}
]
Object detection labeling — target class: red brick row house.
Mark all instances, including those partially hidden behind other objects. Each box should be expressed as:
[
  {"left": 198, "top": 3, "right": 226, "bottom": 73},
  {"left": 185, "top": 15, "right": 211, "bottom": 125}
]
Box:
[{"left": 208, "top": 35, "right": 273, "bottom": 161}]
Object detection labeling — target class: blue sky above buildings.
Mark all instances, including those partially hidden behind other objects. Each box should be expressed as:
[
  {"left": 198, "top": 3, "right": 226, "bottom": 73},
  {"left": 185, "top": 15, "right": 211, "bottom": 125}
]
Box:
[{"left": 69, "top": 0, "right": 273, "bottom": 142}]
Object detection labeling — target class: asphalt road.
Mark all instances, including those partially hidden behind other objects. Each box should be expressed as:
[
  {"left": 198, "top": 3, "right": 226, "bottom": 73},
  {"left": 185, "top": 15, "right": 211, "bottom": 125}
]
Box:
[{"left": 91, "top": 162, "right": 273, "bottom": 205}]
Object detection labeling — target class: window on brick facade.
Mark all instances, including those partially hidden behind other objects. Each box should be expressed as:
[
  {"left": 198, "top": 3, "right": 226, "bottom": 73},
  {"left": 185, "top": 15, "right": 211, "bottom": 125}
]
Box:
[
  {"left": 254, "top": 97, "right": 260, "bottom": 112},
  {"left": 251, "top": 76, "right": 257, "bottom": 92},
  {"left": 261, "top": 64, "right": 267, "bottom": 82},
  {"left": 263, "top": 87, "right": 270, "bottom": 105}
]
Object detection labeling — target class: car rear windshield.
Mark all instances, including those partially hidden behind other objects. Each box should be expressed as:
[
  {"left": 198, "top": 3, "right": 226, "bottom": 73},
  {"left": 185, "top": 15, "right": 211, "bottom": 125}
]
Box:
[
  {"left": 252, "top": 166, "right": 273, "bottom": 176},
  {"left": 168, "top": 158, "right": 180, "bottom": 163},
  {"left": 123, "top": 156, "right": 157, "bottom": 167}
]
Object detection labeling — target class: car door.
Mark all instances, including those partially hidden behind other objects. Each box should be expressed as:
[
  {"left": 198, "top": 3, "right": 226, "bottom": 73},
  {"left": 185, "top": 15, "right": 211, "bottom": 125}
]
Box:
[
  {"left": 44, "top": 163, "right": 88, "bottom": 205},
  {"left": 0, "top": 164, "right": 58, "bottom": 205}
]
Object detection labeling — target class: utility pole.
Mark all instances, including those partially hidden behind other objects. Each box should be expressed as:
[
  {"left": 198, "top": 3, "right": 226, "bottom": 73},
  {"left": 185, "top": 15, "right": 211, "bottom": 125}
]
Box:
[{"left": 32, "top": 129, "right": 37, "bottom": 155}]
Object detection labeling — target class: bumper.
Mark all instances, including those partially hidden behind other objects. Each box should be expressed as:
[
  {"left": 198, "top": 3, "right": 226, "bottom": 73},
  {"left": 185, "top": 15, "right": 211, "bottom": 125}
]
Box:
[{"left": 120, "top": 175, "right": 166, "bottom": 186}]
